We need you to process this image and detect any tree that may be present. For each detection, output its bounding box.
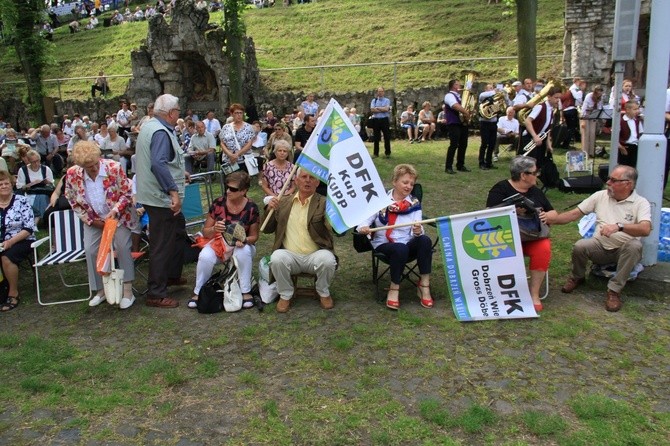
[0,0,49,123]
[222,0,246,104]
[503,0,537,80]
[516,0,537,80]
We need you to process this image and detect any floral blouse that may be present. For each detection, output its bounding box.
[219,122,255,165]
[208,196,259,234]
[1,195,36,242]
[64,159,135,229]
[263,161,294,195]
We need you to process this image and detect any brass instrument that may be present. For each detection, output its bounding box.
[522,131,548,155]
[504,83,516,102]
[459,72,477,125]
[518,79,562,123]
[479,91,507,120]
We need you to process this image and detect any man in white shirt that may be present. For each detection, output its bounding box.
[116,101,133,138]
[513,78,534,113]
[202,110,222,139]
[494,107,519,161]
[560,77,585,149]
[185,121,216,173]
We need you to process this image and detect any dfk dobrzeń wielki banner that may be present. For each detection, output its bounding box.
[437,206,539,321]
[296,98,392,233]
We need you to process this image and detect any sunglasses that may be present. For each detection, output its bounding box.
[525,169,540,176]
[607,177,630,183]
[226,185,241,192]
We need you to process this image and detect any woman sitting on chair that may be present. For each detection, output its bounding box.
[485,156,558,312]
[260,140,295,206]
[0,170,36,312]
[356,164,433,310]
[65,141,137,309]
[190,171,260,310]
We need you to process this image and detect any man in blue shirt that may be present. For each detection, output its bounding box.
[369,87,392,158]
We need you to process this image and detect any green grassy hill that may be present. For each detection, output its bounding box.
[0,0,565,100]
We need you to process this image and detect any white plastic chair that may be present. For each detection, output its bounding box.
[31,209,93,305]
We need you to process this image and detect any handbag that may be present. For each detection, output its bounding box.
[243,154,259,176]
[222,256,243,312]
[517,211,550,242]
[197,256,242,313]
[197,270,225,314]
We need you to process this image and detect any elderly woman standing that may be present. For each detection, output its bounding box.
[65,141,137,309]
[486,156,558,311]
[189,171,260,309]
[219,103,255,173]
[357,164,434,310]
[0,171,36,311]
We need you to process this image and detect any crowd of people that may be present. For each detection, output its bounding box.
[0,77,667,315]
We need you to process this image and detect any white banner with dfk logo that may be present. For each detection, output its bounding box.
[436,206,538,321]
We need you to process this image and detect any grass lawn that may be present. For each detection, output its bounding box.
[1,138,669,445]
[0,0,565,101]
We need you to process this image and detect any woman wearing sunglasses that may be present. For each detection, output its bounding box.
[189,171,260,309]
[486,156,558,312]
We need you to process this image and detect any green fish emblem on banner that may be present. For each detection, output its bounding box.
[317,112,353,159]
[462,216,516,260]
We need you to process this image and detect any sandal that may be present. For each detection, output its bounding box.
[417,284,433,309]
[242,293,254,309]
[1,295,20,312]
[386,286,400,310]
[187,296,198,309]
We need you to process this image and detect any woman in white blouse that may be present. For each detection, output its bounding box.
[356,164,433,310]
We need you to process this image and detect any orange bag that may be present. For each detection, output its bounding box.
[96,218,118,275]
[192,234,230,262]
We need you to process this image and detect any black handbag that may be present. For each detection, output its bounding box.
[517,212,550,242]
[197,270,225,314]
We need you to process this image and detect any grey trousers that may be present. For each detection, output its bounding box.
[83,223,135,292]
[270,249,337,300]
[571,237,642,293]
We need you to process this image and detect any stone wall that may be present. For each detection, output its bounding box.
[563,0,652,88]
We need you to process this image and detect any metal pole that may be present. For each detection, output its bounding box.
[637,0,670,265]
[320,67,324,92]
[609,62,624,170]
[393,62,397,93]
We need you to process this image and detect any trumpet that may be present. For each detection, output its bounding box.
[522,132,547,156]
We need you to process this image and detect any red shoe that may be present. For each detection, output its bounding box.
[417,284,433,309]
[534,303,543,312]
[386,286,400,310]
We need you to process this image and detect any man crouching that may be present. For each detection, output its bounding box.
[263,169,336,313]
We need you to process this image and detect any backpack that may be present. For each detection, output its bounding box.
[538,153,560,190]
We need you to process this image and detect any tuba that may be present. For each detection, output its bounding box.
[479,91,507,120]
[517,79,563,123]
[459,72,477,125]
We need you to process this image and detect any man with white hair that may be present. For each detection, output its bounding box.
[30,124,60,171]
[185,120,216,173]
[136,94,187,308]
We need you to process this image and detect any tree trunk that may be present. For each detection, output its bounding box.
[516,0,537,81]
[224,0,244,105]
[12,0,47,123]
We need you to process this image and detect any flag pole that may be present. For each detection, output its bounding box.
[259,161,300,232]
[367,218,439,232]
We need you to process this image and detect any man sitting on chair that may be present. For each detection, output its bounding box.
[263,168,337,313]
[185,121,216,173]
[549,165,651,312]
[494,106,520,161]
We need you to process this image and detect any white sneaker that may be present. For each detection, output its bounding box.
[89,294,106,307]
[493,155,499,162]
[119,295,136,310]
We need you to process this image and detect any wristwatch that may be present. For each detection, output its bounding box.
[617,223,624,232]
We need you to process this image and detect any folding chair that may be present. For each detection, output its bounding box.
[32,209,93,305]
[182,182,208,233]
[352,184,438,302]
[565,150,593,177]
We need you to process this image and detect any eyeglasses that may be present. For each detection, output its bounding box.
[170,108,181,114]
[233,111,244,115]
[607,177,630,183]
[226,185,241,192]
[524,170,540,176]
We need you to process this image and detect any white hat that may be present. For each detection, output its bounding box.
[512,81,522,87]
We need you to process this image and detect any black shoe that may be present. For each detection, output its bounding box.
[486,164,498,169]
[479,164,489,170]
[457,166,471,172]
[445,168,456,174]
[384,153,391,158]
